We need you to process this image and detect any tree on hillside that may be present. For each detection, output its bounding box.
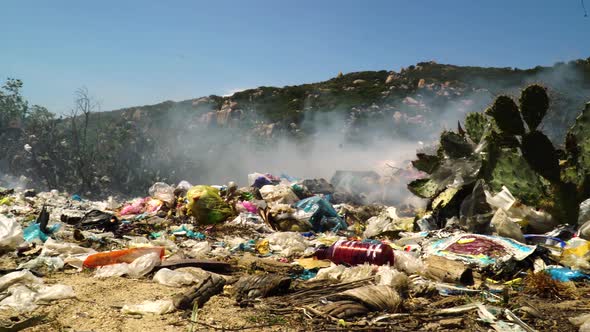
[0,78,28,130]
[68,87,100,192]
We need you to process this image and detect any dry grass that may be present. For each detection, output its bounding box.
[523,271,578,300]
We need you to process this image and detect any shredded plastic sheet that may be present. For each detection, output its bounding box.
[148,182,175,205]
[311,263,375,283]
[259,184,300,207]
[425,234,536,266]
[153,267,209,287]
[363,207,413,238]
[94,252,161,278]
[265,232,311,257]
[0,215,24,250]
[0,270,75,312]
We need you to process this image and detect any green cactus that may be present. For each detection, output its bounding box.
[412,153,440,174]
[440,131,473,158]
[409,85,589,226]
[568,103,590,172]
[485,96,526,135]
[407,178,439,199]
[464,112,487,143]
[487,148,546,206]
[519,84,549,131]
[521,130,560,182]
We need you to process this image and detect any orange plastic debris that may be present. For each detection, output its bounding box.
[83,247,165,268]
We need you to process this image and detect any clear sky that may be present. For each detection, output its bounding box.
[1,1,589,113]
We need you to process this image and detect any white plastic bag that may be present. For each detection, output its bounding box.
[0,270,75,312]
[94,252,161,278]
[41,238,96,257]
[259,184,299,207]
[265,232,310,257]
[149,182,175,204]
[122,299,175,315]
[18,256,65,271]
[186,241,211,258]
[0,215,24,250]
[312,264,375,283]
[153,268,195,287]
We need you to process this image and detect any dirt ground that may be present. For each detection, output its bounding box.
[1,269,587,332]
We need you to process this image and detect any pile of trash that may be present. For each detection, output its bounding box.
[2,86,590,331]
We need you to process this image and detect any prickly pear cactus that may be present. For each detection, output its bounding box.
[487,148,546,206]
[412,153,440,174]
[521,130,560,182]
[440,131,473,158]
[519,84,549,131]
[407,178,439,199]
[464,112,487,143]
[568,103,590,173]
[485,96,525,135]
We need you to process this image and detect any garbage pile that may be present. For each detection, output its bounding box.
[2,85,590,331]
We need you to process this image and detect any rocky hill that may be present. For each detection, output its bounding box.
[107,59,590,143]
[2,58,590,196]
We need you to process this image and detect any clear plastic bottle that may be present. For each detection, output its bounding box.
[314,240,394,266]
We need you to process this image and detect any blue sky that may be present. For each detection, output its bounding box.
[1,1,588,113]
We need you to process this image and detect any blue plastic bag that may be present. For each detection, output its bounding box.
[294,196,347,232]
[23,223,61,243]
[546,267,590,282]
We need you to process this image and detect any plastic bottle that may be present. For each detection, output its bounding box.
[314,240,394,266]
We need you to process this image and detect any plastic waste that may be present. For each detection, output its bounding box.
[490,208,525,242]
[120,197,148,215]
[62,209,120,231]
[94,252,161,278]
[579,198,590,225]
[560,238,590,270]
[229,213,273,233]
[121,299,175,315]
[578,219,590,241]
[393,250,424,275]
[153,267,209,287]
[485,186,516,211]
[183,240,212,258]
[375,265,409,290]
[314,240,394,266]
[425,233,536,267]
[0,215,24,250]
[460,180,493,233]
[265,232,310,257]
[415,214,437,232]
[0,270,75,312]
[171,224,206,239]
[545,266,590,282]
[18,256,65,271]
[236,201,258,214]
[311,264,375,283]
[83,247,164,268]
[148,182,175,205]
[248,172,280,188]
[23,222,61,243]
[186,185,233,225]
[363,207,413,238]
[41,238,97,257]
[294,196,347,232]
[259,184,300,207]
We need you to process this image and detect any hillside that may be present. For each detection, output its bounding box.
[107,59,590,143]
[2,58,590,196]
